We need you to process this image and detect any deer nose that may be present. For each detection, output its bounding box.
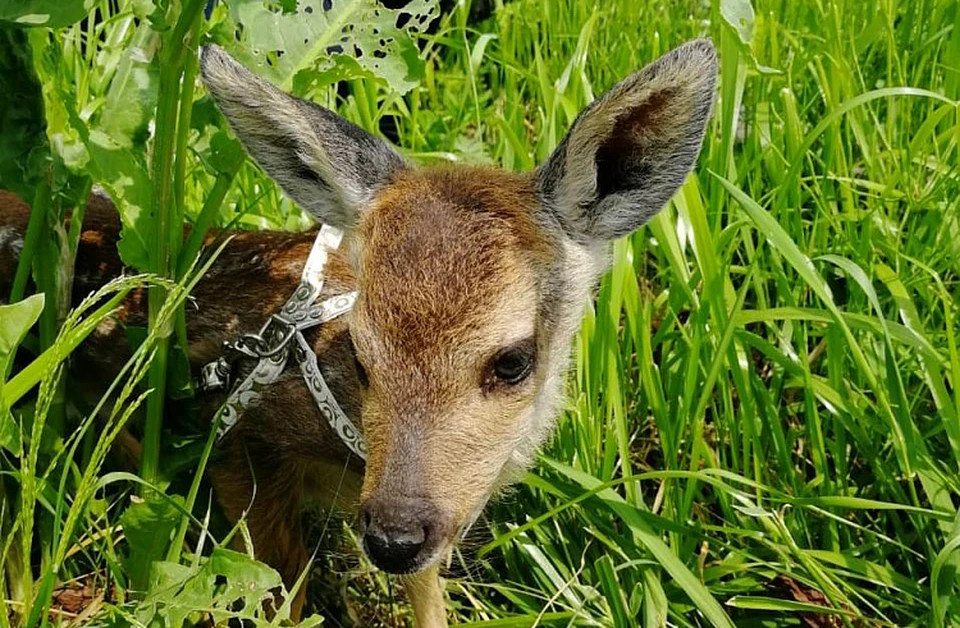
[361,496,439,574]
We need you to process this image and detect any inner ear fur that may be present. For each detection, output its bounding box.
[537,39,718,242]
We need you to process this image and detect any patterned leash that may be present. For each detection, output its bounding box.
[197,225,367,460]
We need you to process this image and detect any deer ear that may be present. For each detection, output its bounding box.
[199,45,405,229]
[537,39,717,242]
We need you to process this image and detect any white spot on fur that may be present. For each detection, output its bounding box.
[0,227,24,258]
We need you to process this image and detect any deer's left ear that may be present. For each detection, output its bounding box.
[537,39,717,242]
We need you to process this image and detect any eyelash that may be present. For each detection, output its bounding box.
[485,339,536,391]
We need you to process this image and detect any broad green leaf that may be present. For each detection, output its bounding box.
[216,0,439,93]
[718,0,754,46]
[138,547,323,626]
[207,129,246,175]
[187,548,283,609]
[0,294,44,363]
[85,130,153,270]
[121,496,182,590]
[98,23,161,150]
[0,294,44,455]
[27,30,154,270]
[0,0,93,28]
[0,29,46,199]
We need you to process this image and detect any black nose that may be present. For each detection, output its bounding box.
[363,531,425,573]
[361,497,438,574]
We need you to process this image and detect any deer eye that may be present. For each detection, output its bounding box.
[487,338,536,389]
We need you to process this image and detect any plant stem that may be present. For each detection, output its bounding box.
[31,176,70,445]
[177,160,242,279]
[171,38,200,395]
[139,0,207,489]
[167,408,220,562]
[3,179,49,388]
[8,184,46,307]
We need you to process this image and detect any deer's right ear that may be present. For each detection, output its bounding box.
[536,39,717,243]
[199,45,405,229]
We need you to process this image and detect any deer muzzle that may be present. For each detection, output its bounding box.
[360,494,453,574]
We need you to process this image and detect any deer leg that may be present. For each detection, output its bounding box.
[403,564,448,628]
[210,438,309,621]
[248,502,309,622]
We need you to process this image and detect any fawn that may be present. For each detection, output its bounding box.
[0,39,717,626]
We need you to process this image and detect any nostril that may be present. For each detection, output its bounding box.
[363,531,425,574]
[359,496,443,574]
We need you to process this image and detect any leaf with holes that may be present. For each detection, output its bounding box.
[0,0,93,28]
[135,547,323,626]
[215,0,438,94]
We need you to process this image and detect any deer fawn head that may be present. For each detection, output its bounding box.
[200,40,716,575]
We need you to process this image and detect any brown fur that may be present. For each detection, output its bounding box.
[354,168,555,544]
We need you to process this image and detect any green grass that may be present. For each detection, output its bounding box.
[2,0,960,626]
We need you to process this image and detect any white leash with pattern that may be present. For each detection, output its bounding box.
[198,225,367,460]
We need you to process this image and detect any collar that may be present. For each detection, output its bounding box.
[198,225,367,460]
